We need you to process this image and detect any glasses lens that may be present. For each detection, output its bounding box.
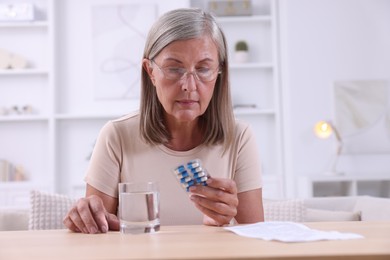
[153,60,220,82]
[165,67,185,81]
[196,69,212,82]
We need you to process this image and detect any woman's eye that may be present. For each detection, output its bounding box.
[167,67,184,74]
[197,67,211,74]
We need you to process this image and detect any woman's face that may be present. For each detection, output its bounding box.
[144,36,220,124]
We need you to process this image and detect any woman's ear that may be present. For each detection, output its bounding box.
[142,58,156,86]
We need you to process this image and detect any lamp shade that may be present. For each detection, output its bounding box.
[314,121,333,139]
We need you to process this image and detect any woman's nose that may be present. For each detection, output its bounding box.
[181,72,198,92]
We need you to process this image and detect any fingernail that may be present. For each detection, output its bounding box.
[101,225,108,233]
[90,226,97,234]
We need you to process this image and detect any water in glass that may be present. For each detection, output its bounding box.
[119,190,160,234]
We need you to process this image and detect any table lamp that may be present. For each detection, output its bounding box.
[314,120,344,175]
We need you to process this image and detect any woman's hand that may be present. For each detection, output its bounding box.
[189,177,239,226]
[63,194,119,234]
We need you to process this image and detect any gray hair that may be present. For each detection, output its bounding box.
[140,8,235,150]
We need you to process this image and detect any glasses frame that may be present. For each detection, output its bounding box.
[150,60,221,83]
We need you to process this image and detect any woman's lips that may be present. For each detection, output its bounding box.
[177,99,198,105]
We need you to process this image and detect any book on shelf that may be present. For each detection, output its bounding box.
[0,159,26,182]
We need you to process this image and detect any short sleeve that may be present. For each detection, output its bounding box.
[233,123,262,193]
[84,121,122,197]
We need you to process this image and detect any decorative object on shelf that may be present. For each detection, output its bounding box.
[0,105,35,116]
[208,0,252,16]
[0,48,11,69]
[9,53,28,69]
[314,120,344,176]
[0,107,8,116]
[13,165,26,181]
[0,3,35,22]
[9,105,22,115]
[234,40,249,63]
[0,48,28,70]
[22,105,34,114]
[0,159,11,181]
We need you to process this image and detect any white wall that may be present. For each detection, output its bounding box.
[56,0,189,115]
[279,0,390,196]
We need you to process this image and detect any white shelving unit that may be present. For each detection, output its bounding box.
[298,174,390,198]
[191,0,284,198]
[0,0,55,208]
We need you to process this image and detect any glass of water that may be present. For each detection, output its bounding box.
[118,182,160,234]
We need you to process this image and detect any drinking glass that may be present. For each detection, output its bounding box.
[118,182,160,234]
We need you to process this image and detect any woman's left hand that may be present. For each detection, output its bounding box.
[189,177,238,226]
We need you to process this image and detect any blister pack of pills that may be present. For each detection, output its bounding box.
[173,159,209,192]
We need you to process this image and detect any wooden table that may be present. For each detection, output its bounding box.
[1,221,389,259]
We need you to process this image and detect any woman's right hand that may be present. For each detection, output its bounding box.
[63,186,120,234]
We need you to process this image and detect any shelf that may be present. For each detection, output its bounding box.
[0,21,48,28]
[0,69,49,76]
[303,173,390,182]
[0,115,49,122]
[216,15,272,23]
[55,114,123,120]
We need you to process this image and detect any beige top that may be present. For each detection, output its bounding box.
[85,111,262,225]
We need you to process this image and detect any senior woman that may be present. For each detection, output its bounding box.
[63,8,264,234]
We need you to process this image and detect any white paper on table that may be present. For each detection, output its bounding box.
[224,222,364,243]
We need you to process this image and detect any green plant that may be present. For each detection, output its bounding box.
[235,40,248,51]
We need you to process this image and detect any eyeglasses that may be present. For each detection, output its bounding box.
[151,60,221,83]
